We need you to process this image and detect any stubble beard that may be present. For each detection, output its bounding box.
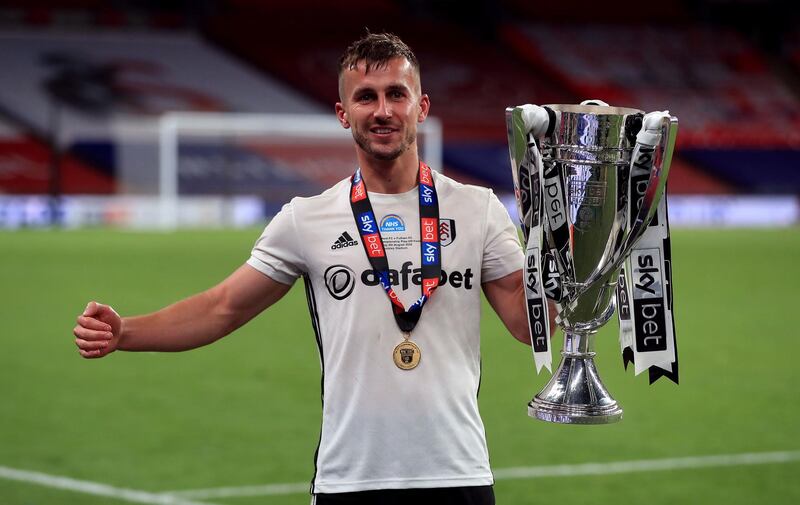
[353,126,416,161]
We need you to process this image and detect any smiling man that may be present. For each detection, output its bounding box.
[335,41,428,169]
[74,33,540,505]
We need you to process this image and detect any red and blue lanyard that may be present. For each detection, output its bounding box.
[349,162,441,333]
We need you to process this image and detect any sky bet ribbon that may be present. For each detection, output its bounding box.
[506,105,556,373]
[616,114,679,385]
[349,162,441,333]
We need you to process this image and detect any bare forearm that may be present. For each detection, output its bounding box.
[502,286,558,345]
[75,265,291,359]
[502,283,534,346]
[483,271,530,345]
[117,290,236,352]
[496,293,558,346]
[483,269,558,346]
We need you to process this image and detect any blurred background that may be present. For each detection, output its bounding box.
[1,1,799,505]
[0,0,798,228]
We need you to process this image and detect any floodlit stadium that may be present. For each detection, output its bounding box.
[0,1,798,504]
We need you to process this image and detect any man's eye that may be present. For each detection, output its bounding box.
[358,94,374,102]
[390,91,405,99]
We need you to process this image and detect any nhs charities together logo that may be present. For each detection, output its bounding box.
[380,214,405,232]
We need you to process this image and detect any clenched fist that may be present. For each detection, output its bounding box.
[73,301,122,359]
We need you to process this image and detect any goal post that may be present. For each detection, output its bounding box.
[156,112,443,230]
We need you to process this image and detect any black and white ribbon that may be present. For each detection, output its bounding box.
[511,105,556,373]
[616,112,679,384]
[523,134,551,373]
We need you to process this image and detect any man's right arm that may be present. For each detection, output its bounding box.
[73,264,292,359]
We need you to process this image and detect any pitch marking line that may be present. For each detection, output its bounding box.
[0,465,220,505]
[492,450,800,480]
[166,450,800,499]
[3,451,799,502]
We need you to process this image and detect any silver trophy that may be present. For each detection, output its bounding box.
[506,103,678,424]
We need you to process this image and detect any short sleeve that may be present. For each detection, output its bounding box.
[246,201,306,285]
[481,191,524,282]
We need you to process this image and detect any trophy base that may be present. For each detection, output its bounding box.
[527,351,623,425]
[528,398,622,424]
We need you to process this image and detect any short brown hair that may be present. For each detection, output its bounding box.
[338,32,419,77]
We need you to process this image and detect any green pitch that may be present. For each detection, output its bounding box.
[0,228,798,504]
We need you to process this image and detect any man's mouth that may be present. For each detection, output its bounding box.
[370,126,397,135]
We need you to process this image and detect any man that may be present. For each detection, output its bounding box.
[74,33,538,505]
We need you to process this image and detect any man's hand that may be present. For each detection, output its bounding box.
[74,301,122,359]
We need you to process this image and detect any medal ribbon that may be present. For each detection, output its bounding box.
[349,162,441,333]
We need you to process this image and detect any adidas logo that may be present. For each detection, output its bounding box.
[331,231,359,250]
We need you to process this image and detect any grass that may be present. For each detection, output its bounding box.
[0,228,798,504]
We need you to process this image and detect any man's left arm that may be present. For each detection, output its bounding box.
[482,269,557,345]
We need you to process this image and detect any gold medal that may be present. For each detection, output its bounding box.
[393,335,421,370]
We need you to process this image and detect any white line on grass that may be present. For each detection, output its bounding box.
[492,450,800,480]
[0,465,220,505]
[165,450,800,499]
[166,481,311,499]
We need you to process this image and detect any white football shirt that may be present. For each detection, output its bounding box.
[247,171,523,493]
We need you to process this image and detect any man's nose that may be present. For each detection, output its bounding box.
[374,95,392,119]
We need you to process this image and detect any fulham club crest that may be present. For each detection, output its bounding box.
[439,219,456,247]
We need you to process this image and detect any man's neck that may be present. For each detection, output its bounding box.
[357,150,420,194]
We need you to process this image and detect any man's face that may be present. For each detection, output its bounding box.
[336,57,430,162]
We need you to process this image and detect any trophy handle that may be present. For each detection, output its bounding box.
[632,115,679,240]
[505,105,557,241]
[505,107,530,242]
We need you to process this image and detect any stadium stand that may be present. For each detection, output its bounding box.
[0,0,189,29]
[0,0,798,226]
[500,22,800,193]
[204,1,573,188]
[0,118,114,194]
[502,24,800,149]
[499,0,690,23]
[205,0,577,141]
[0,29,324,199]
[204,1,800,194]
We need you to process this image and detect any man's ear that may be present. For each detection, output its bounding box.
[417,94,430,123]
[335,102,350,129]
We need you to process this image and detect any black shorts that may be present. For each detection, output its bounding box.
[313,485,495,505]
